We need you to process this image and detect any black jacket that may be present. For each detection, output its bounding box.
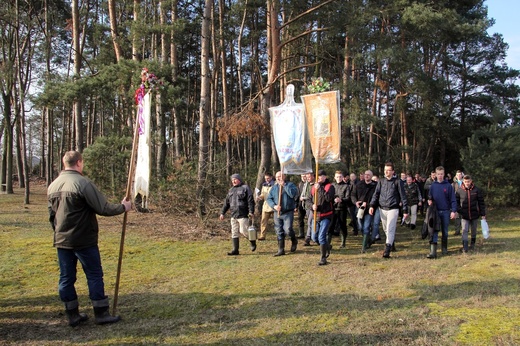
[332,180,350,210]
[351,180,377,206]
[221,183,255,219]
[311,179,335,218]
[370,177,408,213]
[423,201,441,242]
[404,182,422,206]
[456,183,486,220]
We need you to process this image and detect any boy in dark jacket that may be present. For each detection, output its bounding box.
[403,176,422,229]
[456,175,486,252]
[351,170,377,253]
[330,171,350,248]
[427,166,457,258]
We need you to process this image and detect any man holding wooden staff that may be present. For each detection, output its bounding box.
[267,171,299,256]
[48,151,131,327]
[311,169,335,265]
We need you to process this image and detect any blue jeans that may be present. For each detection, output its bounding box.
[57,246,107,303]
[371,208,381,240]
[432,210,451,243]
[311,217,331,245]
[274,211,296,240]
[360,212,374,236]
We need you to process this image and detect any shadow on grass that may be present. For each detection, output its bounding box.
[0,275,515,345]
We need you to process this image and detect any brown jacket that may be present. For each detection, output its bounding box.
[48,170,125,249]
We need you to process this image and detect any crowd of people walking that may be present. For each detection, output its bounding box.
[219,164,486,265]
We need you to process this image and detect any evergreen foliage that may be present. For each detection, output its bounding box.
[82,135,132,198]
[1,0,519,207]
[461,125,520,206]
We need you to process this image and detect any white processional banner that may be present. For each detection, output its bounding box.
[134,91,151,205]
[269,84,312,174]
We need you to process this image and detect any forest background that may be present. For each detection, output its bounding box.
[1,0,520,218]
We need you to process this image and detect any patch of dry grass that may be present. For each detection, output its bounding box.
[1,185,519,345]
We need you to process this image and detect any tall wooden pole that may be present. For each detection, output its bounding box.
[313,159,319,233]
[277,164,284,217]
[112,112,140,315]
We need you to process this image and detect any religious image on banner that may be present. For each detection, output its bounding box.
[301,90,341,164]
[133,89,151,207]
[269,84,312,174]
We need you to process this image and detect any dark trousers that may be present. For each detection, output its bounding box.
[330,209,348,236]
[57,245,107,303]
[347,205,359,233]
[297,203,306,236]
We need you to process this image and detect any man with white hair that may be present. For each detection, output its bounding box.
[267,171,299,256]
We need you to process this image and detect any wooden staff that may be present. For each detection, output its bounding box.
[112,110,140,315]
[277,165,284,217]
[313,159,319,233]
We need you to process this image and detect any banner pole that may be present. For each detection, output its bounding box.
[278,164,284,217]
[112,107,141,315]
[313,158,319,234]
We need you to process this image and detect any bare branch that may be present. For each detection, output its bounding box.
[280,0,338,30]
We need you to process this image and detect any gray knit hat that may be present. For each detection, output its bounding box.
[231,173,242,181]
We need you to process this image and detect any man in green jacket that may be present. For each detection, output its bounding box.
[48,151,132,327]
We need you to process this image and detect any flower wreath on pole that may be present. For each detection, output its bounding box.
[306,77,331,94]
[134,68,164,134]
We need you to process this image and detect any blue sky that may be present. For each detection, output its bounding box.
[486,0,520,70]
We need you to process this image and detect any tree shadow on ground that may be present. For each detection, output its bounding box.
[1,274,517,346]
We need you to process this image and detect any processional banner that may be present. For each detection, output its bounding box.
[300,90,341,164]
[269,84,312,174]
[134,90,151,205]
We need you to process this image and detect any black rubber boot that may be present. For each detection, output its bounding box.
[290,236,298,252]
[426,243,437,259]
[92,298,121,325]
[326,234,333,258]
[64,300,88,327]
[391,242,397,252]
[227,238,240,255]
[303,237,311,246]
[318,244,328,265]
[250,240,257,252]
[340,230,347,248]
[441,236,448,255]
[382,243,392,258]
[361,234,369,253]
[274,239,285,256]
[298,226,305,239]
[470,237,476,251]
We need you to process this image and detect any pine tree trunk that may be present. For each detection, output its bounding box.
[108,0,123,62]
[170,1,182,159]
[72,0,83,152]
[196,0,213,218]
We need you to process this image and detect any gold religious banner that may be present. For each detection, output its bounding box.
[301,90,341,164]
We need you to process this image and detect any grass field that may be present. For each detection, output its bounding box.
[1,185,519,345]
